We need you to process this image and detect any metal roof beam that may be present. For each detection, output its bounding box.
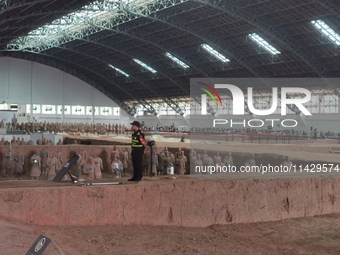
[47,44,159,115]
[195,0,340,98]
[76,38,185,114]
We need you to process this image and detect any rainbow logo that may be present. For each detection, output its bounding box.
[198,82,222,106]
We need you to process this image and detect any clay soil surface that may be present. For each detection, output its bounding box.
[1,136,340,254]
[1,214,340,255]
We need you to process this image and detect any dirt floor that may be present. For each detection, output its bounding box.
[1,135,340,254]
[1,173,340,255]
[1,214,340,255]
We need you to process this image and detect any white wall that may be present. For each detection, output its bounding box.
[0,57,121,124]
[0,57,119,107]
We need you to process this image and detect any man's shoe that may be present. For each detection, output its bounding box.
[128,178,141,182]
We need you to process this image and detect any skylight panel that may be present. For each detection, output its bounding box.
[133,59,157,73]
[17,1,120,44]
[311,20,340,46]
[201,44,230,63]
[108,64,129,77]
[248,33,281,55]
[165,52,190,69]
[7,0,154,51]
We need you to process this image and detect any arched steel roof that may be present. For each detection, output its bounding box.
[1,0,340,114]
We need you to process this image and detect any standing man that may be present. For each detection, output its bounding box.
[129,121,147,181]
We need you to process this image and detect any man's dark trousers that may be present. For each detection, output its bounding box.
[131,148,144,180]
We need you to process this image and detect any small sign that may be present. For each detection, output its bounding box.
[26,235,51,255]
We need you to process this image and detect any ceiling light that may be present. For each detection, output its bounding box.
[201,44,230,63]
[248,33,281,55]
[108,64,129,77]
[133,59,157,73]
[165,52,189,69]
[311,19,340,46]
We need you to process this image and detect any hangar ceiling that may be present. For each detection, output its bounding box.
[0,0,340,114]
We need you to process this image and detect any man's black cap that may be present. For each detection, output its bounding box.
[130,121,140,127]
